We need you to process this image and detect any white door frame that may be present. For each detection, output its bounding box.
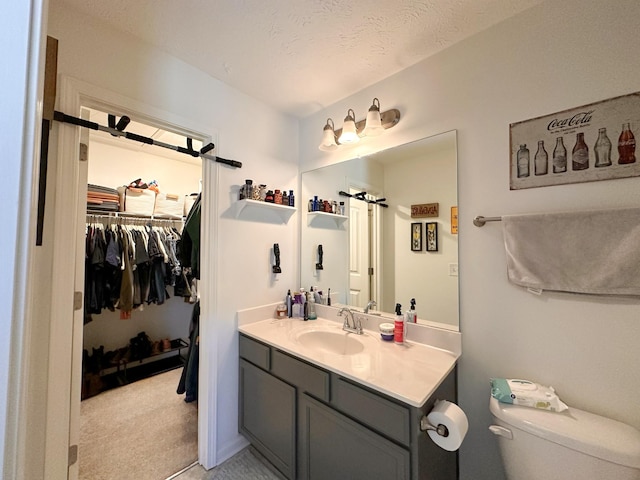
[46,76,218,477]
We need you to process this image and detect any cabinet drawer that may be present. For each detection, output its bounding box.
[271,350,330,401]
[239,334,270,370]
[332,377,411,446]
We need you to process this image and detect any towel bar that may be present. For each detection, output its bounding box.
[473,216,502,227]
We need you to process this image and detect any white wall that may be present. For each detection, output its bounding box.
[299,1,640,478]
[47,1,299,468]
[382,139,458,327]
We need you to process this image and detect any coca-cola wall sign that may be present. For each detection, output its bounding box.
[509,92,639,189]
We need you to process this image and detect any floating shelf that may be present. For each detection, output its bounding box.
[307,211,348,227]
[233,199,296,223]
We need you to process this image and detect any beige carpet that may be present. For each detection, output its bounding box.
[80,367,198,480]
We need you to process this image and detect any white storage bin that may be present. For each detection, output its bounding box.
[154,192,185,218]
[118,187,156,215]
[184,193,199,217]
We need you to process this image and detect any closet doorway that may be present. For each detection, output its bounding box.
[77,106,203,478]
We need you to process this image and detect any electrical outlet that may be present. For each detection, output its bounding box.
[449,263,458,276]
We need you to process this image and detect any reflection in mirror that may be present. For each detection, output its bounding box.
[300,131,458,331]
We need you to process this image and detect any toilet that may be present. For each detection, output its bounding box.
[489,396,640,480]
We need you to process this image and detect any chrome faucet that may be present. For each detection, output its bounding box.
[338,307,363,335]
[364,300,377,314]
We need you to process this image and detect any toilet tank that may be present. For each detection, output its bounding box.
[489,397,640,480]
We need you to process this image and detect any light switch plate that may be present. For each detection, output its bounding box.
[449,263,458,276]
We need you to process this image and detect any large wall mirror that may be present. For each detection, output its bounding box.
[300,130,459,331]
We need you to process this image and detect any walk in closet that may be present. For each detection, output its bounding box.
[78,108,202,479]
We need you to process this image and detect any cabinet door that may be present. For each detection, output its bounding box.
[239,359,295,479]
[299,394,410,480]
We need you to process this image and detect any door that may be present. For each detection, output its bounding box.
[348,187,370,309]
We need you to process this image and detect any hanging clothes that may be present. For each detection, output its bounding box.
[177,300,199,403]
[83,216,188,320]
[179,193,201,279]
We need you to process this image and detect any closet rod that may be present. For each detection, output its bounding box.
[86,212,184,224]
[53,110,242,169]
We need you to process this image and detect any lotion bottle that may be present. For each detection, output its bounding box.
[406,298,417,323]
[394,303,405,344]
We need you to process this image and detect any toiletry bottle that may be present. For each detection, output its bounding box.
[394,303,405,344]
[286,289,293,318]
[327,288,331,306]
[303,291,309,320]
[406,298,417,323]
[282,190,288,206]
[288,190,295,207]
[307,289,317,320]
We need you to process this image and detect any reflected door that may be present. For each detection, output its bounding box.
[349,188,370,308]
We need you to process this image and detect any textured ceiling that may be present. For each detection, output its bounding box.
[55,0,544,118]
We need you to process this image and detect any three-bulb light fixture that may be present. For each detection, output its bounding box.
[318,98,401,152]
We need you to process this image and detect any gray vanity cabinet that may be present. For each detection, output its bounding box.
[238,333,457,480]
[298,393,411,480]
[239,359,296,479]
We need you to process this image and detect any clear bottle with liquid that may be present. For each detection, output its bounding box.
[516,144,530,178]
[552,137,567,173]
[534,140,548,175]
[594,128,612,167]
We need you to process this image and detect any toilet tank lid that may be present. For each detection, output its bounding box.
[490,397,640,469]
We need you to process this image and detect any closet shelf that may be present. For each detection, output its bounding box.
[233,199,296,223]
[307,211,348,227]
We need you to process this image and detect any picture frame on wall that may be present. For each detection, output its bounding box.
[411,222,422,251]
[509,91,640,190]
[426,222,438,252]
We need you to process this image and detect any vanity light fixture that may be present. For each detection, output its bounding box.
[319,118,338,152]
[317,98,400,152]
[338,109,359,145]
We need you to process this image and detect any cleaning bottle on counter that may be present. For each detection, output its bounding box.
[286,289,293,318]
[394,303,405,344]
[406,298,417,324]
[327,288,331,306]
[303,291,309,321]
[308,289,317,320]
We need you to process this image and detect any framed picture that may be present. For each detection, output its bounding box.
[509,91,640,190]
[426,222,438,252]
[411,222,422,251]
[451,206,458,234]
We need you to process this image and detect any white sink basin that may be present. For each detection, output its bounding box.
[296,330,365,356]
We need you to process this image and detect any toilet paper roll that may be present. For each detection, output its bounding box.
[426,400,469,451]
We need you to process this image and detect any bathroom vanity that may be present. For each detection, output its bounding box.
[238,308,460,480]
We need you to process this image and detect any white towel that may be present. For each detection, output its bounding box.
[502,207,640,296]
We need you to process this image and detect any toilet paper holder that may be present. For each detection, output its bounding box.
[420,415,449,437]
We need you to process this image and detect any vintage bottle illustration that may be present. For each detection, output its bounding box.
[594,127,612,167]
[517,144,530,178]
[552,136,567,173]
[534,140,548,175]
[572,132,589,170]
[618,122,636,164]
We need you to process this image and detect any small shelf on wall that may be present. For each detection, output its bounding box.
[233,199,296,223]
[307,211,348,227]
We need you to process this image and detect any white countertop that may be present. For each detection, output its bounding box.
[238,306,460,408]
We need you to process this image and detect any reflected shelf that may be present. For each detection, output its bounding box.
[307,211,348,227]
